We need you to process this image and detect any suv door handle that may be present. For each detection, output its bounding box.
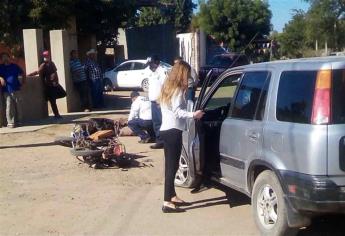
[247,131,259,140]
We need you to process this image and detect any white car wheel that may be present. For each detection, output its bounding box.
[141,79,149,92]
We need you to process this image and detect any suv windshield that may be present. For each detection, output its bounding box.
[332,69,345,124]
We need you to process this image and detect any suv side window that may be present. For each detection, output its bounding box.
[231,71,270,120]
[276,71,317,124]
[204,73,241,111]
[332,69,345,124]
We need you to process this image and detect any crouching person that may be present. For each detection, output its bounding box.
[128,91,155,143]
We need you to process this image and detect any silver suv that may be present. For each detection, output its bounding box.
[175,57,345,235]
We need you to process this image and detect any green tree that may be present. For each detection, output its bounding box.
[196,0,272,51]
[303,0,345,50]
[0,0,33,47]
[136,0,196,33]
[0,0,137,47]
[278,10,309,58]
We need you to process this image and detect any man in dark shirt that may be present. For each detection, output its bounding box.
[0,52,24,128]
[70,50,91,112]
[27,50,62,119]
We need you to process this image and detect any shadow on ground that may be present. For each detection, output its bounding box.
[11,92,132,129]
[182,182,345,235]
[0,141,57,149]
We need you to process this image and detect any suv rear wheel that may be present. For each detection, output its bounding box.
[252,170,297,236]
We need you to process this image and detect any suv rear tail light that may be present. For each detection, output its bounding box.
[311,70,331,124]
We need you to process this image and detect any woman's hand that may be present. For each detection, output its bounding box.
[193,110,205,120]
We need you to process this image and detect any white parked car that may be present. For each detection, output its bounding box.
[103,60,171,92]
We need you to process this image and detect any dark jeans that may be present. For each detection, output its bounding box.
[151,101,162,144]
[90,79,104,108]
[128,118,154,140]
[187,87,195,101]
[75,80,91,110]
[161,129,183,201]
[48,97,60,117]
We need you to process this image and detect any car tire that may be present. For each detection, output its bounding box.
[54,136,73,147]
[141,79,149,92]
[70,148,103,157]
[103,78,113,92]
[252,170,298,236]
[174,148,200,188]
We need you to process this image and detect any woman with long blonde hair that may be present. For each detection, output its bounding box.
[159,60,204,213]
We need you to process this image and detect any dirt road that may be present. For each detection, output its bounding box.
[1,92,345,236]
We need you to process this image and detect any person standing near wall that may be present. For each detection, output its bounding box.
[28,51,62,119]
[147,55,168,149]
[0,52,25,128]
[84,49,103,109]
[70,50,91,112]
[159,61,204,213]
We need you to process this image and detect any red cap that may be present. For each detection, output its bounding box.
[42,50,50,57]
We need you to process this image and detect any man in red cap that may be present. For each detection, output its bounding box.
[28,50,62,119]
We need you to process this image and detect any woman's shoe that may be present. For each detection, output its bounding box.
[162,205,186,213]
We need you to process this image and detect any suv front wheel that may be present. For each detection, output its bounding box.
[252,170,297,236]
[174,148,200,188]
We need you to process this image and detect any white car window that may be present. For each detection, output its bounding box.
[133,62,146,70]
[116,62,132,72]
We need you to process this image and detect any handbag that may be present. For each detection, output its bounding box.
[53,84,67,99]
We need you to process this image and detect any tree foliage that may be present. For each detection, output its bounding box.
[135,0,196,33]
[196,0,272,51]
[278,10,308,58]
[0,0,137,47]
[278,0,345,58]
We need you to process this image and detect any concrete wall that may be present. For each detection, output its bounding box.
[50,30,80,113]
[176,30,206,72]
[17,76,48,122]
[22,29,48,121]
[117,29,128,61]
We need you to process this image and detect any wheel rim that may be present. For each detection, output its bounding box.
[104,83,112,91]
[174,153,189,185]
[142,79,149,91]
[256,184,278,230]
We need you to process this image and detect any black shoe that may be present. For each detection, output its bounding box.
[190,184,208,194]
[150,143,164,149]
[162,205,186,213]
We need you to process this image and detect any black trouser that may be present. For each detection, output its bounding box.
[48,97,60,117]
[151,101,163,144]
[128,118,155,140]
[161,129,182,201]
[75,80,91,110]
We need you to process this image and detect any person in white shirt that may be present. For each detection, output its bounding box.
[159,61,204,213]
[127,91,155,143]
[147,55,168,149]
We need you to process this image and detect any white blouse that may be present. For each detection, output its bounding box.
[160,90,194,131]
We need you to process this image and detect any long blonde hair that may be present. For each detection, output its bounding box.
[159,61,191,106]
